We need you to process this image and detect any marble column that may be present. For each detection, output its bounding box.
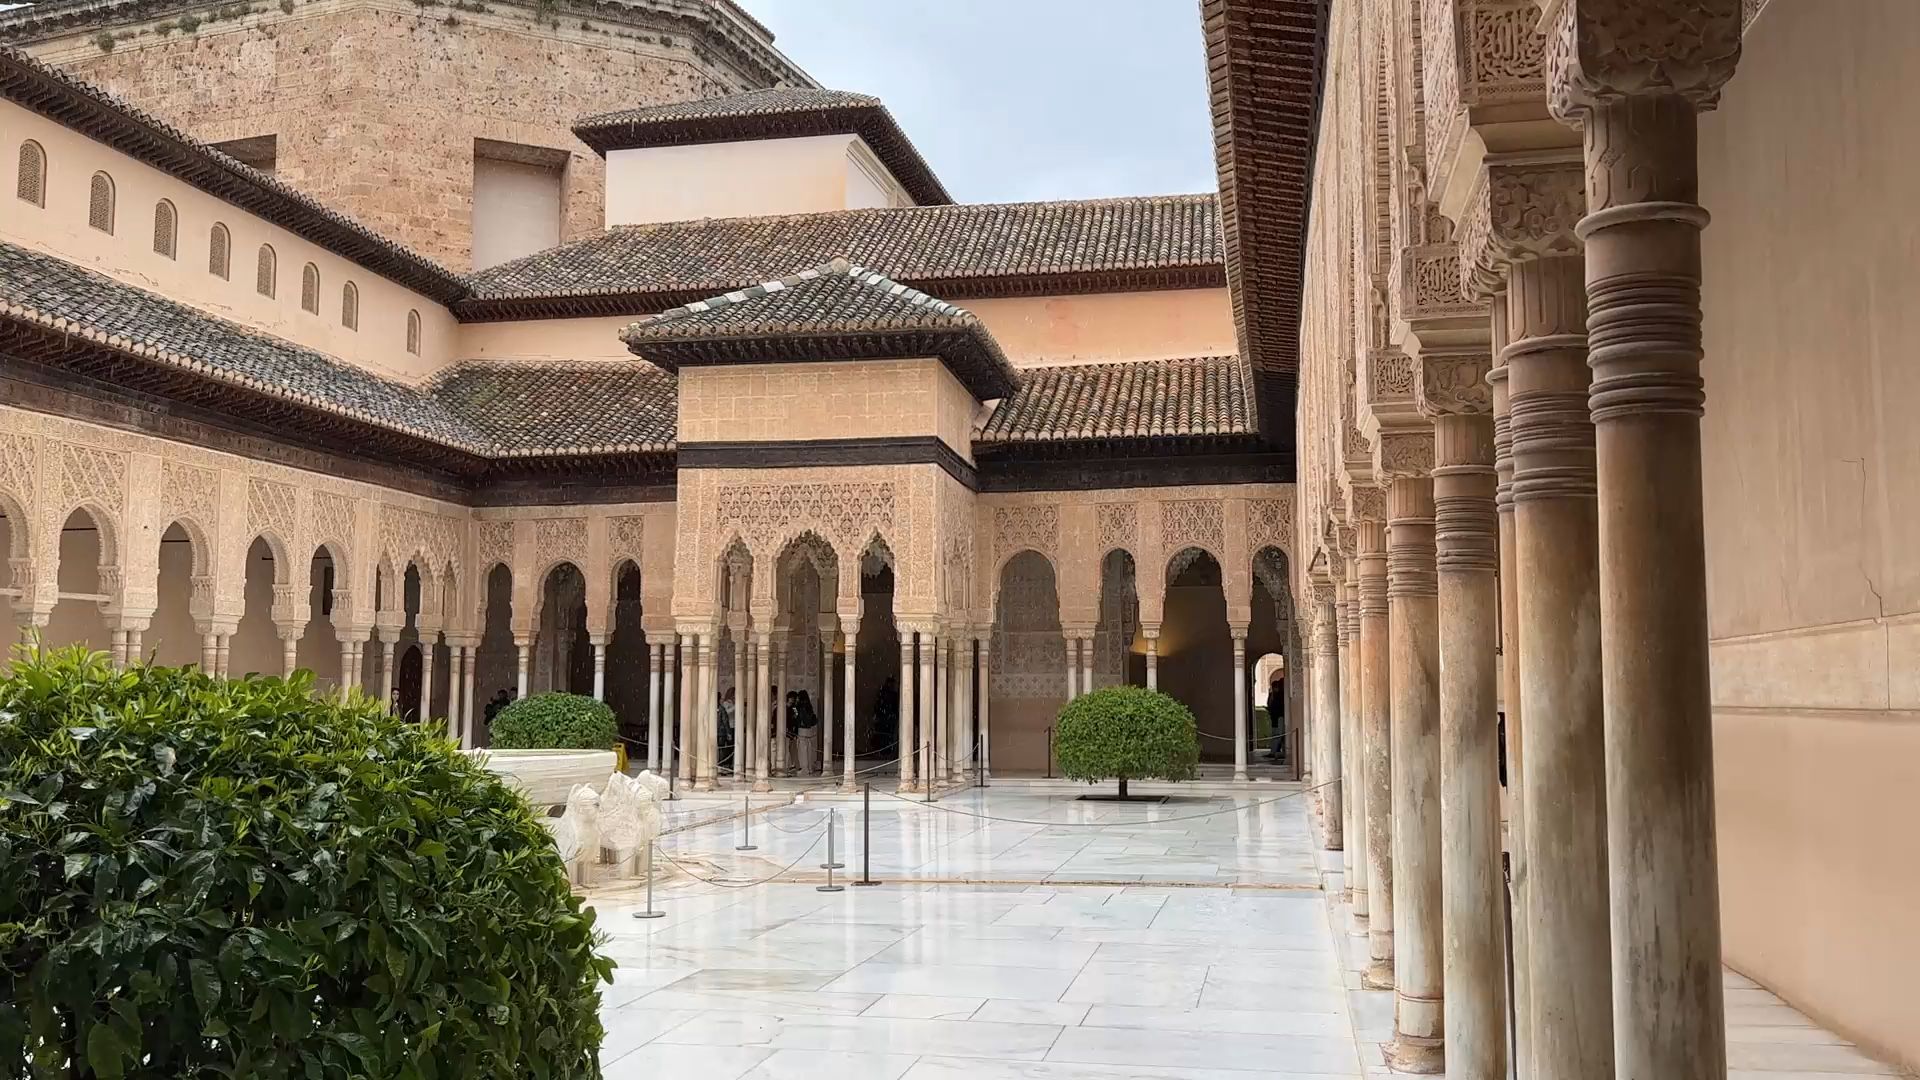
[1309,582,1342,850]
[1383,468,1442,1074]
[770,631,788,776]
[379,635,397,706]
[918,628,935,790]
[1433,397,1505,1080]
[661,637,678,782]
[1064,634,1078,700]
[820,628,836,778]
[1079,632,1094,696]
[733,631,750,783]
[696,632,718,790]
[930,631,945,782]
[459,643,477,746]
[675,633,694,785]
[841,618,859,787]
[590,634,607,701]
[418,633,436,720]
[199,629,218,674]
[1489,296,1531,1075]
[647,642,663,771]
[514,636,530,699]
[336,636,356,701]
[1355,511,1394,989]
[277,625,300,678]
[897,633,916,792]
[1554,17,1741,1073]
[1508,249,1613,1080]
[1230,627,1248,781]
[1143,628,1159,690]
[955,636,972,777]
[975,631,992,779]
[753,630,773,792]
[1339,567,1366,924]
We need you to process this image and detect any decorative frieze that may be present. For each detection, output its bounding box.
[1161,499,1225,558]
[247,477,298,545]
[993,505,1059,564]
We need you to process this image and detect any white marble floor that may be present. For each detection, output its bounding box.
[578,788,1904,1079]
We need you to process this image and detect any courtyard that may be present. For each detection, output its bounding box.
[577,788,1896,1079]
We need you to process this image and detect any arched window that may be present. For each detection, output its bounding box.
[300,263,320,314]
[152,200,177,258]
[208,223,230,279]
[88,171,115,233]
[341,281,359,331]
[256,244,276,298]
[405,309,421,356]
[15,140,45,208]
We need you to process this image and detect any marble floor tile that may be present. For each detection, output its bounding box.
[658,1012,1064,1060]
[872,935,1100,970]
[603,1043,773,1080]
[862,994,987,1020]
[1079,1003,1350,1038]
[1046,1024,1362,1075]
[823,961,1080,1002]
[1060,960,1208,1009]
[740,1049,921,1080]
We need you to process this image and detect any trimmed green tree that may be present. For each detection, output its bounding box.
[1052,685,1200,799]
[488,692,618,751]
[0,648,614,1079]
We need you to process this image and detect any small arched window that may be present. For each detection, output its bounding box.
[405,309,421,355]
[152,200,177,258]
[256,244,276,298]
[208,223,230,279]
[15,140,46,208]
[88,171,115,233]
[341,281,359,331]
[300,263,320,314]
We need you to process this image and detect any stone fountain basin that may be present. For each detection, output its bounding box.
[473,748,618,808]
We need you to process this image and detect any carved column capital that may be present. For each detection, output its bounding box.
[1543,0,1743,124]
[1374,428,1437,483]
[1418,350,1495,417]
[1458,155,1587,299]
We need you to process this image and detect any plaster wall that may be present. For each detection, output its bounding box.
[3,100,457,383]
[965,289,1238,368]
[472,155,563,271]
[18,0,775,267]
[606,134,901,226]
[1698,1,1920,1068]
[456,315,637,363]
[677,359,978,460]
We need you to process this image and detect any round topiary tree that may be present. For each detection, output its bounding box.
[1053,685,1200,799]
[489,692,618,751]
[0,648,614,1078]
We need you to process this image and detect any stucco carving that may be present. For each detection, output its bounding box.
[1095,503,1137,556]
[311,491,355,557]
[58,441,126,515]
[534,517,590,575]
[1246,498,1293,556]
[1545,0,1743,123]
[1376,430,1437,481]
[161,460,218,538]
[1161,500,1225,559]
[1369,350,1417,400]
[0,433,37,507]
[994,505,1058,564]
[477,521,514,570]
[381,505,459,571]
[715,481,897,559]
[1459,158,1587,296]
[608,515,645,569]
[247,477,298,545]
[1349,485,1388,524]
[1419,353,1495,415]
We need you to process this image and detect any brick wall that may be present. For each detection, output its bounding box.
[15,0,805,268]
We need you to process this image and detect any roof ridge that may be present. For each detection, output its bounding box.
[632,256,978,330]
[602,191,1221,235]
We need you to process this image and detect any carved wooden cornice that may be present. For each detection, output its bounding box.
[1456,154,1587,299]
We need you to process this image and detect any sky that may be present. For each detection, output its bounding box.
[741,0,1220,205]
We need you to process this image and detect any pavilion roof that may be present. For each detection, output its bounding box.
[430,360,677,456]
[979,355,1256,445]
[456,195,1226,319]
[573,87,952,206]
[0,46,468,304]
[620,258,1017,400]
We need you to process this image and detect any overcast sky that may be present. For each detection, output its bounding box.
[743,0,1220,205]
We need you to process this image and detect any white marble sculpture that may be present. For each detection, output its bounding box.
[550,782,602,885]
[598,770,669,874]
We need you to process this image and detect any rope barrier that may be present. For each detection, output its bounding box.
[653,825,830,890]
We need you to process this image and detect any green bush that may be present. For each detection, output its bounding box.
[1053,685,1200,798]
[488,692,618,751]
[0,648,614,1079]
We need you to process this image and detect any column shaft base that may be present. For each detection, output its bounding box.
[1386,1033,1445,1074]
[1362,957,1396,991]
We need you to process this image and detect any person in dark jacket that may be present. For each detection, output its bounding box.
[1265,676,1286,762]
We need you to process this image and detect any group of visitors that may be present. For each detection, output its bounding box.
[716,683,825,776]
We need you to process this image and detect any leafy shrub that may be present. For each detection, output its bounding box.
[489,692,618,751]
[0,648,613,1079]
[1053,685,1200,797]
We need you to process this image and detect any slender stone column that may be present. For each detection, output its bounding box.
[647,643,663,771]
[697,632,718,790]
[769,631,787,776]
[1552,18,1742,1072]
[975,631,992,779]
[1382,468,1442,1075]
[460,644,478,746]
[918,629,936,790]
[897,634,916,792]
[1143,628,1159,690]
[664,636,682,781]
[1230,627,1248,781]
[277,625,300,678]
[675,633,694,784]
[1339,568,1366,922]
[753,631,773,792]
[820,628,836,778]
[841,618,859,787]
[1079,631,1094,696]
[514,636,530,698]
[1063,634,1077,700]
[1355,512,1394,989]
[1489,296,1532,1075]
[930,631,945,781]
[1507,249,1613,1080]
[590,634,606,701]
[1433,400,1505,1080]
[418,634,437,720]
[956,636,973,776]
[378,636,397,705]
[108,627,128,669]
[1309,581,1341,850]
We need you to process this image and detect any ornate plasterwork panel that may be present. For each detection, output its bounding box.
[991,548,1065,700]
[533,517,590,575]
[608,516,645,569]
[160,460,217,536]
[1419,353,1495,415]
[1376,429,1437,481]
[311,492,355,557]
[1095,503,1137,556]
[477,521,514,570]
[993,505,1058,565]
[1161,499,1225,559]
[1246,498,1294,556]
[1458,159,1586,298]
[714,481,897,557]
[246,477,298,546]
[380,505,461,573]
[58,442,126,516]
[1544,0,1743,123]
[0,433,36,506]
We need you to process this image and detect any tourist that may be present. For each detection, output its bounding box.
[791,689,820,775]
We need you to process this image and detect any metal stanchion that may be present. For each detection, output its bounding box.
[1045,726,1055,778]
[817,809,845,893]
[735,795,757,851]
[820,806,845,870]
[632,839,664,920]
[853,782,880,887]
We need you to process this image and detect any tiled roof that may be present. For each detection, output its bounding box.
[431,361,677,456]
[0,46,468,303]
[458,195,1226,317]
[621,258,1016,398]
[573,87,950,205]
[0,240,486,450]
[979,356,1255,444]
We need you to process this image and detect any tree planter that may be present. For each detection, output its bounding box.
[475,748,618,808]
